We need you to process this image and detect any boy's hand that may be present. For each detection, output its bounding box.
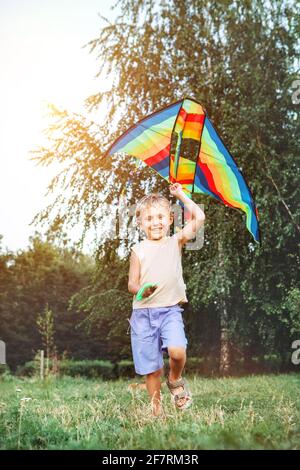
[169,183,185,198]
[142,285,158,298]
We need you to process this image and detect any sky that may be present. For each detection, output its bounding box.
[0,0,117,253]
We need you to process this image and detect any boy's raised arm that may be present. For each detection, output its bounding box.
[170,183,205,247]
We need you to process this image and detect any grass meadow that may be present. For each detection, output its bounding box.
[0,373,299,450]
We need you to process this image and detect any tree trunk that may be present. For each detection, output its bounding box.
[219,300,231,376]
[218,237,231,376]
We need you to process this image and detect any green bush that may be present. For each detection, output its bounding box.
[117,360,136,378]
[184,357,205,374]
[16,359,117,379]
[263,354,283,373]
[59,360,117,379]
[0,364,10,375]
[15,361,36,377]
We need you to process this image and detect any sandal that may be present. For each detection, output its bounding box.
[166,377,192,410]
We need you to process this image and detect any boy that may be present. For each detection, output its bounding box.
[128,183,205,416]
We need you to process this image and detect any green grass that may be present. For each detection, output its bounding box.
[0,373,299,450]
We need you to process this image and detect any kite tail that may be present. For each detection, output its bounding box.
[244,204,260,243]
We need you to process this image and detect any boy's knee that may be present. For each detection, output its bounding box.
[168,346,186,361]
[147,368,163,379]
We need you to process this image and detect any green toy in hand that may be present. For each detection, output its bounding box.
[136,283,158,300]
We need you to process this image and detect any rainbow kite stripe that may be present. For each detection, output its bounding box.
[107,98,260,243]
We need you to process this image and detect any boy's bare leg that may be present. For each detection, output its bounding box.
[168,346,186,381]
[146,368,163,416]
[168,346,189,407]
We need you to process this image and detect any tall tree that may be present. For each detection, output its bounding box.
[0,235,98,369]
[31,0,300,372]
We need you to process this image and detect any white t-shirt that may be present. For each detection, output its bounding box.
[131,234,188,309]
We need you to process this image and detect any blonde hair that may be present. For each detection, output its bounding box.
[135,193,172,222]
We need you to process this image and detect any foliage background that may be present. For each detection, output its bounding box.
[0,0,299,374]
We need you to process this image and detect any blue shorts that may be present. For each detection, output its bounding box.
[129,304,188,375]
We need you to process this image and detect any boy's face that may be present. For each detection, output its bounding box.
[139,203,173,240]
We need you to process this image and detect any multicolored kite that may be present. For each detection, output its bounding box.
[106,98,260,243]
